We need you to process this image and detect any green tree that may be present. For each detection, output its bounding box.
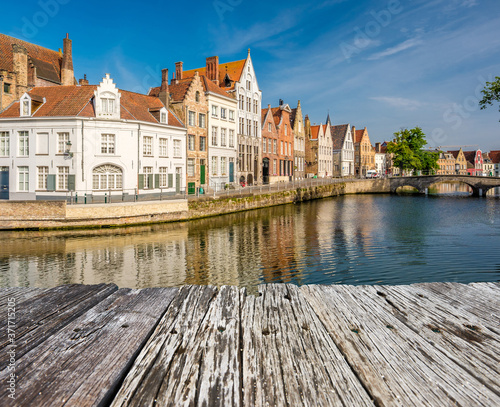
[386,127,438,175]
[479,76,500,119]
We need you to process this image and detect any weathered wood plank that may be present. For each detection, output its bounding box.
[301,284,500,406]
[0,287,178,406]
[0,287,47,307]
[111,285,225,407]
[242,284,374,407]
[361,284,500,396]
[0,284,117,360]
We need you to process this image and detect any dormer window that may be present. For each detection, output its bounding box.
[161,111,167,123]
[101,96,115,114]
[22,100,30,116]
[20,93,32,117]
[94,74,121,119]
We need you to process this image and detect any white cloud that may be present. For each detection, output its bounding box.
[371,97,422,111]
[367,38,423,60]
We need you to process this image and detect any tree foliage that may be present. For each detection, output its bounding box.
[479,76,500,119]
[386,127,438,174]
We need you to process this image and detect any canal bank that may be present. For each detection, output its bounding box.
[0,179,390,230]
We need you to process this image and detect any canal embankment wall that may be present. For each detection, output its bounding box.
[0,179,390,230]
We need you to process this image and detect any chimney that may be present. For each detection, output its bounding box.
[375,142,381,153]
[12,44,28,96]
[79,74,89,86]
[159,68,169,107]
[206,56,219,84]
[61,33,74,86]
[175,61,183,80]
[279,99,283,106]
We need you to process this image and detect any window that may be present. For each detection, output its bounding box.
[159,138,168,156]
[212,156,218,176]
[268,139,271,154]
[161,112,167,123]
[273,160,277,175]
[18,166,29,191]
[57,132,69,154]
[101,97,115,114]
[22,100,30,116]
[159,167,168,187]
[188,134,195,151]
[273,140,277,154]
[212,126,218,146]
[285,124,288,136]
[187,158,195,177]
[263,138,267,153]
[254,100,258,114]
[188,111,196,126]
[195,91,200,102]
[246,80,251,90]
[92,165,123,190]
[3,83,11,94]
[37,166,49,190]
[18,131,29,156]
[212,105,218,117]
[199,113,206,128]
[143,166,152,189]
[143,136,152,156]
[268,122,272,132]
[0,132,9,156]
[239,118,244,135]
[229,110,234,121]
[57,166,69,190]
[281,141,284,155]
[247,119,251,136]
[220,128,227,146]
[246,97,251,112]
[254,121,258,137]
[173,140,181,157]
[239,95,244,110]
[101,134,115,154]
[229,130,234,148]
[221,108,227,119]
[200,136,206,152]
[221,157,226,175]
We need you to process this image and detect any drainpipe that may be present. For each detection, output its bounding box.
[81,119,85,182]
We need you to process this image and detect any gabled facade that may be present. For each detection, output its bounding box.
[448,149,468,175]
[304,115,318,177]
[0,74,186,200]
[272,100,294,180]
[353,126,375,177]
[261,105,279,184]
[180,51,262,185]
[482,152,494,176]
[463,150,483,176]
[488,150,500,177]
[291,101,305,180]
[309,122,332,178]
[331,123,354,177]
[0,33,76,112]
[436,152,456,175]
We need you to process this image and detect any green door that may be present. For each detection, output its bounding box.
[200,165,206,185]
[229,162,234,183]
[188,182,196,195]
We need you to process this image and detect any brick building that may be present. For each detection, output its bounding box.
[0,33,76,112]
[261,105,279,183]
[353,126,375,177]
[304,115,318,177]
[271,100,294,180]
[291,100,305,180]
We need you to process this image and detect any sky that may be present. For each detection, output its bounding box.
[3,0,500,150]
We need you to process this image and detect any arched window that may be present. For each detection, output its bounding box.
[92,164,123,190]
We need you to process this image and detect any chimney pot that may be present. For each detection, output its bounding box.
[175,62,183,80]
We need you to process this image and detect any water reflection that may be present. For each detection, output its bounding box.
[0,192,499,289]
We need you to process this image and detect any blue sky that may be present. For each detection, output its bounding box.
[3,0,500,149]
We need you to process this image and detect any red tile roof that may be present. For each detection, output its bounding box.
[463,150,479,164]
[488,150,500,164]
[355,129,364,143]
[201,75,233,99]
[182,59,247,90]
[0,33,63,83]
[0,85,183,127]
[447,150,460,159]
[310,125,320,140]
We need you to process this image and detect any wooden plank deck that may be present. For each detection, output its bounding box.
[1,282,499,406]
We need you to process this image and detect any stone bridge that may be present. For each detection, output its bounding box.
[389,175,500,196]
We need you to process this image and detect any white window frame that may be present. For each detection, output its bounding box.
[220,128,226,147]
[101,134,115,154]
[0,132,9,156]
[212,126,218,146]
[187,158,195,177]
[173,140,181,157]
[188,134,195,151]
[143,136,153,156]
[37,166,48,190]
[229,130,234,148]
[57,166,69,190]
[211,105,218,117]
[18,166,29,191]
[199,113,206,128]
[159,138,168,156]
[18,131,29,157]
[188,111,196,126]
[212,156,218,176]
[159,167,168,187]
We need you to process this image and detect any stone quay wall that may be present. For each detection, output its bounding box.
[0,179,390,230]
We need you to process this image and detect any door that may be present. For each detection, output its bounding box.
[229,161,234,183]
[0,169,8,199]
[262,158,269,184]
[200,164,206,185]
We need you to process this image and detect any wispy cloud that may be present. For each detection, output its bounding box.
[371,97,422,111]
[367,38,423,60]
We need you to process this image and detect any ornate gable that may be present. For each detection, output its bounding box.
[94,74,121,119]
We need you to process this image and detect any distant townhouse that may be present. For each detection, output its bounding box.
[489,150,500,177]
[374,143,387,176]
[437,152,456,175]
[309,120,332,178]
[353,126,375,177]
[448,149,468,175]
[331,123,354,177]
[291,101,305,180]
[380,141,400,176]
[0,74,186,200]
[261,105,279,184]
[0,33,76,112]
[462,150,483,176]
[271,100,294,180]
[304,115,318,177]
[482,152,494,176]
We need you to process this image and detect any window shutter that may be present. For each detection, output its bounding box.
[154,174,160,188]
[68,174,75,191]
[168,174,173,188]
[148,174,154,189]
[138,174,144,189]
[47,174,56,191]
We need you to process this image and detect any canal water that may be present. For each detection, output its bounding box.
[1,189,499,291]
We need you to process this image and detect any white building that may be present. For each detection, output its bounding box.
[0,74,186,201]
[202,76,238,190]
[331,123,355,177]
[375,152,386,176]
[310,123,333,178]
